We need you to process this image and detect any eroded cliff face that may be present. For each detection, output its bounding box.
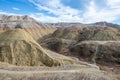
[0,17,118,79]
[40,27,120,65]
[39,26,120,78]
[0,15,56,40]
[39,27,82,55]
[70,41,120,64]
[0,29,79,66]
[78,27,120,41]
[52,27,82,40]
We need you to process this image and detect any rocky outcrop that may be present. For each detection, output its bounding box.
[52,28,82,40]
[0,29,78,66]
[40,27,120,66]
[91,21,120,28]
[39,27,81,55]
[40,38,63,52]
[49,26,120,42]
[0,15,56,40]
[47,22,84,28]
[78,27,120,41]
[70,41,120,65]
[40,38,76,55]
[49,22,120,28]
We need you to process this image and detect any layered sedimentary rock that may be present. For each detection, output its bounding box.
[70,41,120,65]
[78,27,120,41]
[40,27,120,65]
[52,27,82,40]
[0,29,78,66]
[0,15,56,40]
[40,38,76,55]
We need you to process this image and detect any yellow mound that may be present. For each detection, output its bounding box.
[0,29,78,66]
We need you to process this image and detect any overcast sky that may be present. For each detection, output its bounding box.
[0,0,120,24]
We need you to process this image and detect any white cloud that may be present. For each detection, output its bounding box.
[13,7,20,10]
[107,0,120,8]
[28,0,83,22]
[29,13,58,22]
[82,0,120,23]
[0,11,21,15]
[1,0,120,23]
[28,0,120,23]
[30,13,82,23]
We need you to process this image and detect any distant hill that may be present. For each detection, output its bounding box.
[89,21,120,28]
[40,23,120,67]
[0,15,56,40]
[46,21,120,28]
[46,22,84,28]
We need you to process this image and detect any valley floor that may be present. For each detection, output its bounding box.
[0,64,117,80]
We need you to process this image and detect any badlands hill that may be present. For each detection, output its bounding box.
[0,29,80,66]
[40,24,120,65]
[40,24,120,79]
[0,29,116,80]
[52,28,81,40]
[46,22,120,41]
[0,15,118,79]
[91,21,120,28]
[78,27,120,41]
[48,22,120,28]
[0,15,56,40]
